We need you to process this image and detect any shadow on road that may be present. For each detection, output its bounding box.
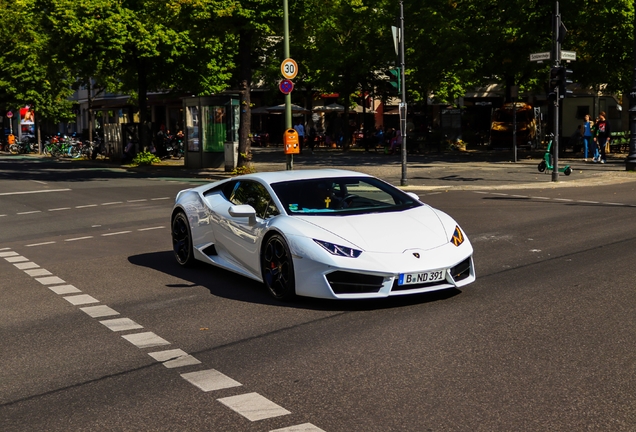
[128,250,462,312]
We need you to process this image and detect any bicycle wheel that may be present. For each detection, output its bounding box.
[69,145,80,159]
[9,144,19,154]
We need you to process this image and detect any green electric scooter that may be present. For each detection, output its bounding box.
[537,133,572,176]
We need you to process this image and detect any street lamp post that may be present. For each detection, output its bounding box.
[283,0,293,170]
[626,0,636,171]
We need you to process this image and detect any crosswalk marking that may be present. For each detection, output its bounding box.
[181,369,242,392]
[218,392,291,421]
[122,332,170,349]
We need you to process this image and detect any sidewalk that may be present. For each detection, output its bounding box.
[205,147,636,191]
[4,147,636,191]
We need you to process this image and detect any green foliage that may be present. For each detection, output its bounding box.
[131,150,161,166]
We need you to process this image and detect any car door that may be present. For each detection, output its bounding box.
[211,180,280,276]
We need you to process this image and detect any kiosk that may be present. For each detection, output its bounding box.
[183,95,240,170]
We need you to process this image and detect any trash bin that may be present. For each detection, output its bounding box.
[284,129,300,154]
[224,141,238,172]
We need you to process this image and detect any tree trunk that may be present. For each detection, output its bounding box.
[137,57,148,154]
[238,30,253,168]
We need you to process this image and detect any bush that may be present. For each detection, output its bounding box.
[132,151,161,166]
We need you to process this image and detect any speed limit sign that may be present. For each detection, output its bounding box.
[281,58,298,79]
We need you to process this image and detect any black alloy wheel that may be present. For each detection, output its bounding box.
[261,234,296,300]
[172,211,195,266]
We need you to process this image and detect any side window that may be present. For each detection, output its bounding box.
[230,181,280,219]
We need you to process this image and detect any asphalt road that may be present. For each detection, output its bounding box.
[2,156,636,431]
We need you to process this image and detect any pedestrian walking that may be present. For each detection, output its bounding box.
[583,114,596,162]
[594,112,610,164]
[293,120,305,152]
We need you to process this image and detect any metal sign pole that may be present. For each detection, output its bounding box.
[283,0,293,170]
[399,0,407,186]
[552,1,561,182]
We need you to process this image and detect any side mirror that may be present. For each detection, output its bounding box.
[406,192,420,201]
[229,204,257,225]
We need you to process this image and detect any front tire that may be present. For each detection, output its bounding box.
[538,160,546,172]
[261,234,296,300]
[172,211,196,266]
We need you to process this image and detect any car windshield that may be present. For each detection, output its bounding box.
[270,176,421,216]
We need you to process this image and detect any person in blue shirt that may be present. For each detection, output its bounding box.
[582,114,596,162]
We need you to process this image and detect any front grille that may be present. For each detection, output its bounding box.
[326,271,384,294]
[451,257,471,282]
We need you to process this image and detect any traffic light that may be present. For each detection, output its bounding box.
[389,67,401,91]
[559,67,573,98]
[548,67,561,100]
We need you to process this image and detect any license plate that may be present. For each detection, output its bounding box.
[398,269,446,286]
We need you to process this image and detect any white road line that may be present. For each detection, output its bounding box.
[577,200,599,204]
[0,215,6,217]
[63,294,100,306]
[553,198,573,202]
[101,231,131,237]
[101,201,123,206]
[5,256,29,263]
[24,268,52,277]
[491,193,509,196]
[17,210,42,215]
[14,262,40,269]
[127,199,148,203]
[473,191,489,194]
[49,207,71,211]
[511,195,527,198]
[603,202,625,206]
[49,285,82,295]
[26,241,56,247]
[151,197,170,201]
[0,188,71,196]
[35,276,66,285]
[148,349,202,368]
[138,226,165,231]
[80,305,119,318]
[31,180,47,185]
[0,251,19,257]
[180,369,242,392]
[217,392,291,421]
[65,236,94,242]
[531,196,550,200]
[271,424,326,432]
[76,204,98,209]
[99,318,144,332]
[122,332,171,349]
[0,247,10,251]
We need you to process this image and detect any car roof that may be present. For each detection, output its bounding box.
[238,169,373,184]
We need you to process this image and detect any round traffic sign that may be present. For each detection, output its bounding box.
[281,58,298,79]
[279,79,294,95]
[6,111,13,118]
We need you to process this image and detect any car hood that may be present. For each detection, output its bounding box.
[295,206,449,253]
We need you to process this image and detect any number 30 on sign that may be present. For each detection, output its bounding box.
[281,58,298,79]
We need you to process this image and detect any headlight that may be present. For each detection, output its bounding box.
[314,239,362,258]
[451,226,464,247]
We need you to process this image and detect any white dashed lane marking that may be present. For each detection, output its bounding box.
[26,241,56,247]
[2,249,322,431]
[100,318,144,332]
[63,294,99,306]
[0,188,71,196]
[122,332,171,349]
[80,305,120,318]
[65,236,94,242]
[17,210,42,215]
[76,204,98,209]
[218,392,291,421]
[49,285,82,295]
[101,201,123,206]
[137,226,165,231]
[101,231,131,237]
[180,369,242,392]
[149,349,202,369]
[271,424,326,432]
[127,199,148,203]
[49,207,72,211]
[475,191,634,207]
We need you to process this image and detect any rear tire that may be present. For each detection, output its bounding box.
[564,166,572,176]
[261,234,296,300]
[172,211,196,267]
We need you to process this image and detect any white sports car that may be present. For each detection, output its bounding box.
[171,169,475,300]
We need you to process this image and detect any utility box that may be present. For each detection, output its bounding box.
[283,129,300,154]
[224,141,238,171]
